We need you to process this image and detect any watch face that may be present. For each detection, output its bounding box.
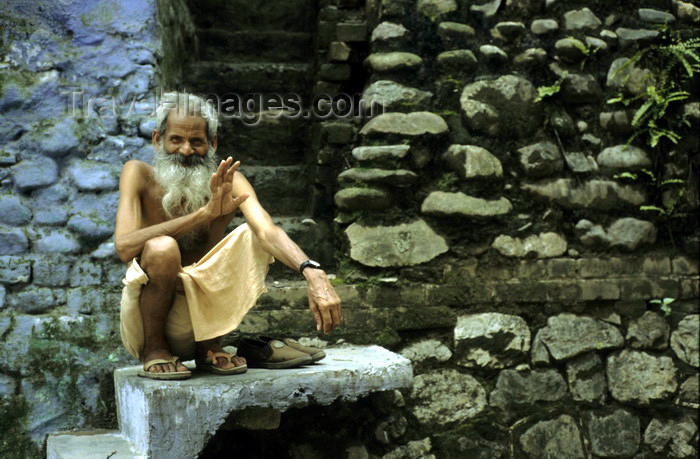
[309,260,321,268]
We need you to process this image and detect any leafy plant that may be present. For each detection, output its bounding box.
[650,297,675,317]
[534,71,568,102]
[607,29,700,147]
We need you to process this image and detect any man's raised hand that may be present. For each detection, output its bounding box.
[205,156,249,219]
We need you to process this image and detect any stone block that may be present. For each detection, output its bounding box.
[577,280,619,300]
[520,415,585,458]
[399,339,452,364]
[11,158,59,191]
[577,257,625,278]
[0,255,31,283]
[492,232,567,259]
[115,345,412,458]
[563,7,602,30]
[328,41,352,61]
[0,195,32,226]
[7,287,56,313]
[67,160,119,191]
[365,52,422,73]
[33,255,72,287]
[410,369,486,425]
[334,187,392,211]
[336,22,367,42]
[454,313,530,368]
[0,226,28,255]
[619,278,679,300]
[517,260,548,279]
[672,256,699,275]
[422,192,512,218]
[546,258,577,278]
[607,350,677,404]
[626,311,670,350]
[670,314,699,367]
[47,431,140,459]
[644,415,698,458]
[584,409,640,457]
[680,278,699,299]
[538,313,623,360]
[489,369,567,417]
[33,229,81,254]
[362,81,432,112]
[566,352,606,404]
[67,288,104,315]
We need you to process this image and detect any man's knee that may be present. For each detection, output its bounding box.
[141,236,181,280]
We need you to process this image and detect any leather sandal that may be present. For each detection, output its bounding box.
[257,335,326,362]
[237,337,313,369]
[138,356,192,380]
[196,350,248,375]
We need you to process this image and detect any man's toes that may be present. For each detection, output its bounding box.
[233,356,246,366]
[176,362,188,372]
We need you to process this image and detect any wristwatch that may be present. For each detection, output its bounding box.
[299,259,322,275]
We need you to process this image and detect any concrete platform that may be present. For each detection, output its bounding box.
[113,345,412,458]
[47,430,143,459]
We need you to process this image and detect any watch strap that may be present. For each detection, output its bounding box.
[299,259,321,275]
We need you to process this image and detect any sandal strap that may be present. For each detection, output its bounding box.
[143,356,181,371]
[206,350,238,364]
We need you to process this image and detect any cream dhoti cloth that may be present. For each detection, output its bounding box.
[120,223,274,361]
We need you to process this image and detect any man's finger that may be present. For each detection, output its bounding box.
[319,304,333,334]
[309,299,322,331]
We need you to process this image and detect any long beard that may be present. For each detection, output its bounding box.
[153,144,217,250]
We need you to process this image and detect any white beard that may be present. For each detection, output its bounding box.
[153,144,217,250]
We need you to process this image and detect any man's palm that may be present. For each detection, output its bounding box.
[207,157,248,218]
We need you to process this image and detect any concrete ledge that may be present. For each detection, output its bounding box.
[115,345,412,458]
[47,430,142,459]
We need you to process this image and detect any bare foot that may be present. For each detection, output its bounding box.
[142,348,188,373]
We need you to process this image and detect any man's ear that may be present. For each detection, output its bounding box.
[152,128,161,150]
[211,135,218,152]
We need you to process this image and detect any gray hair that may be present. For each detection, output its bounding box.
[155,92,219,141]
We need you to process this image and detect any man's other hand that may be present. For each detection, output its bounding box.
[305,270,342,334]
[205,156,249,219]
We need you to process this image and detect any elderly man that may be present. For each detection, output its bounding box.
[115,92,341,379]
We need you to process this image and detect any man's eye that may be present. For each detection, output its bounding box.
[171,137,182,142]
[192,140,203,146]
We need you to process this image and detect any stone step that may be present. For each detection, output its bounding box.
[217,110,310,166]
[114,345,412,458]
[183,61,315,97]
[241,164,310,214]
[188,0,317,33]
[197,29,314,62]
[47,430,141,459]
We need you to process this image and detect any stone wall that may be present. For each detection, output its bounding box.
[311,0,699,456]
[0,1,159,456]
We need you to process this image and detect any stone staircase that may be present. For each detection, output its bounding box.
[47,345,412,458]
[180,0,332,278]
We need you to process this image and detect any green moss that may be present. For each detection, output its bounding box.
[0,397,40,459]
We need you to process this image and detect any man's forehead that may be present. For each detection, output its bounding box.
[164,109,207,134]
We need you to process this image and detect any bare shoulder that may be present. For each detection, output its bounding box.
[119,160,153,194]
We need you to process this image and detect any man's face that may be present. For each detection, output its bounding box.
[152,109,217,166]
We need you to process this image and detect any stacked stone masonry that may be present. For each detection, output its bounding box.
[1,0,699,457]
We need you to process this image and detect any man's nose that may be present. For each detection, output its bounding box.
[179,141,194,155]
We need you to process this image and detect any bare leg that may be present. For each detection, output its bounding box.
[139,236,188,374]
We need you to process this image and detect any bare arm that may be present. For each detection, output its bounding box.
[233,172,342,333]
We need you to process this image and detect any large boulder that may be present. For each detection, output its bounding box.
[345,219,448,267]
[517,141,563,178]
[644,416,698,458]
[459,75,541,137]
[626,311,670,349]
[454,313,530,368]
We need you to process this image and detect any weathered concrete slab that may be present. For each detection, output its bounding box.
[115,345,412,458]
[47,430,142,459]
